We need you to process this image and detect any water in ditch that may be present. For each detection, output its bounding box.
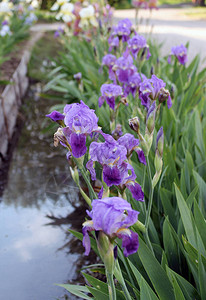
[0,82,93,300]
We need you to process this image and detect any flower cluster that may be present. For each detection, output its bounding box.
[51,1,113,36]
[86,133,144,201]
[100,18,172,112]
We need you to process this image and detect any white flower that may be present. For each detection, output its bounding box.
[79,5,98,28]
[51,0,70,11]
[56,3,75,23]
[0,0,13,14]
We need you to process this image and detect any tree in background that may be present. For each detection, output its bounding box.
[192,0,205,6]
[40,0,56,10]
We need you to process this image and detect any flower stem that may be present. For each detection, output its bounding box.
[106,270,116,300]
[114,260,132,300]
[73,157,97,201]
[144,156,155,255]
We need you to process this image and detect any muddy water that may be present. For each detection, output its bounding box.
[0,83,89,300]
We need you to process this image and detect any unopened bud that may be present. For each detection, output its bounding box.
[150,66,154,76]
[129,117,140,134]
[97,231,115,274]
[152,127,164,188]
[170,85,175,99]
[120,96,128,106]
[158,87,170,104]
[69,166,79,185]
[93,46,97,57]
[146,101,156,135]
[156,126,164,157]
[141,47,146,60]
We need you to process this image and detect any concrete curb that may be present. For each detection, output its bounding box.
[0,31,43,163]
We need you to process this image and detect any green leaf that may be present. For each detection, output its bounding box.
[87,287,108,300]
[83,272,125,300]
[57,284,91,299]
[160,188,176,229]
[193,171,206,215]
[198,253,206,300]
[166,267,200,300]
[82,272,108,295]
[194,200,206,248]
[174,184,197,247]
[138,238,175,300]
[163,219,179,269]
[171,275,186,300]
[140,277,159,300]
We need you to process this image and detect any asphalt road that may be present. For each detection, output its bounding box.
[114,8,206,68]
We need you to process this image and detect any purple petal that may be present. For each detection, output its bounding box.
[119,230,139,257]
[103,165,122,187]
[82,222,94,256]
[135,148,146,165]
[70,133,87,158]
[86,159,96,181]
[167,94,172,109]
[99,96,105,107]
[98,186,104,199]
[46,111,65,122]
[127,182,144,202]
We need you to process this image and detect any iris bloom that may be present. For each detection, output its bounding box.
[82,197,139,257]
[51,0,70,11]
[168,44,187,65]
[114,54,137,84]
[56,2,75,23]
[86,133,144,201]
[127,34,151,60]
[79,5,98,28]
[46,101,100,158]
[102,54,117,81]
[139,74,172,109]
[124,72,147,97]
[99,83,123,110]
[111,18,133,42]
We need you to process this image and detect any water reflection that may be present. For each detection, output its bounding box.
[0,83,95,300]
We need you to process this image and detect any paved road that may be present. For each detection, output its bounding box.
[31,8,206,68]
[114,8,206,68]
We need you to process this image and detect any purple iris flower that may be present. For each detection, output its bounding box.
[102,54,117,81]
[117,133,146,165]
[99,83,123,110]
[124,72,147,97]
[2,20,8,26]
[127,34,151,60]
[82,197,139,257]
[139,75,172,109]
[108,36,119,52]
[114,54,137,84]
[47,101,99,158]
[168,44,187,65]
[86,133,144,201]
[112,18,133,42]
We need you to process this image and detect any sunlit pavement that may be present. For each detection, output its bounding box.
[114,8,206,68]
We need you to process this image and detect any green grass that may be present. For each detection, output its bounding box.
[157,0,192,4]
[28,31,63,81]
[183,7,206,18]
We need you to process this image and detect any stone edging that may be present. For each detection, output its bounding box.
[0,31,43,163]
